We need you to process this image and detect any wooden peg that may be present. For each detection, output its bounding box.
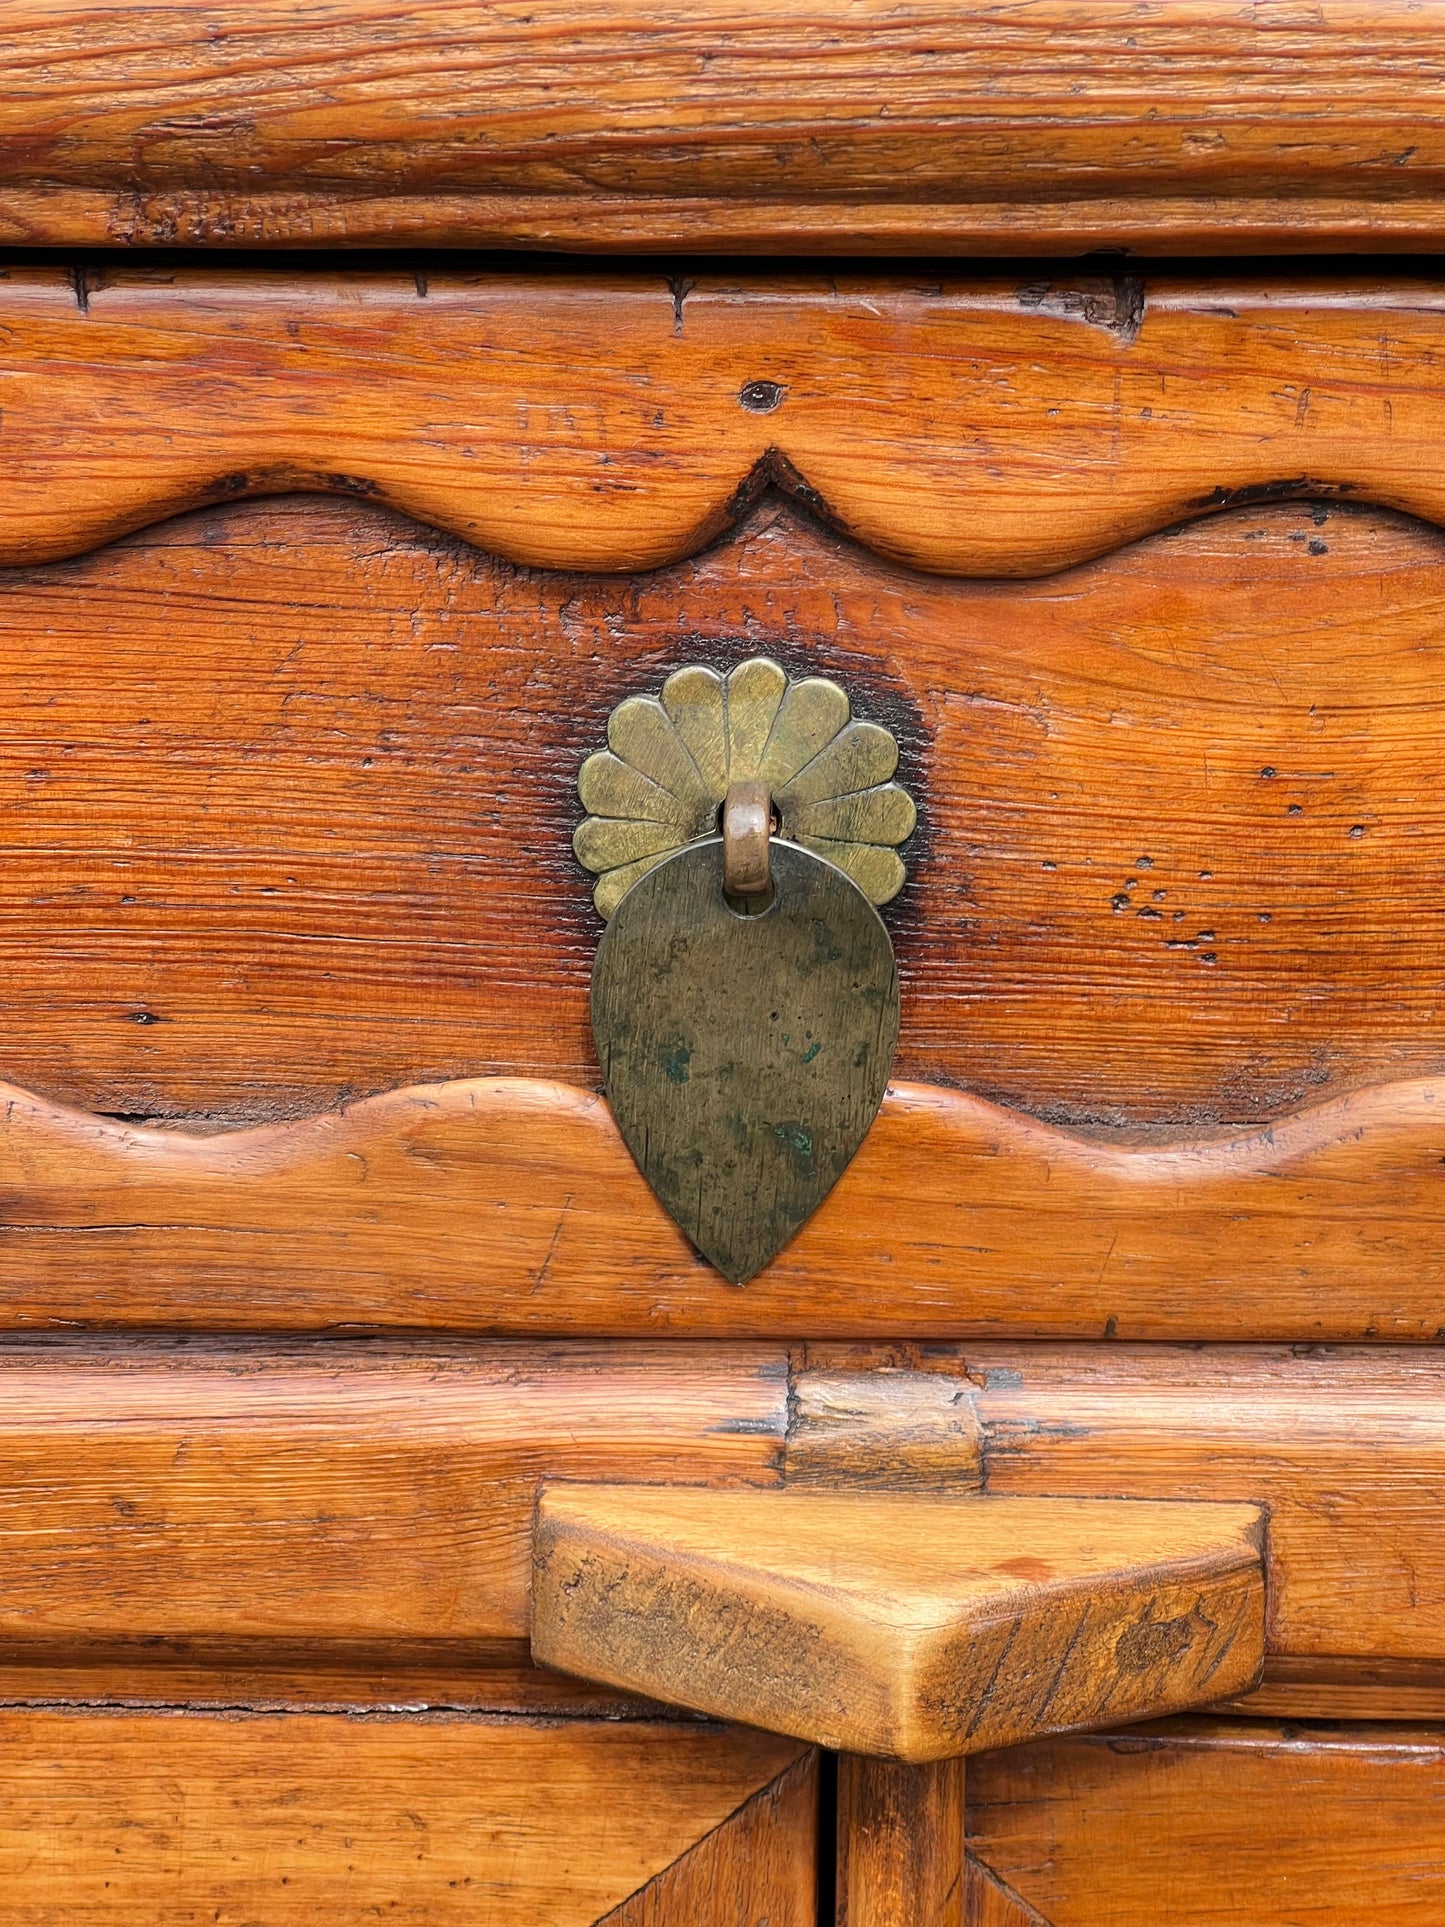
[532,1487,1266,1761]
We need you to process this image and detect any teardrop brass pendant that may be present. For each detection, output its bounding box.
[577,658,913,1283]
[592,837,900,1282]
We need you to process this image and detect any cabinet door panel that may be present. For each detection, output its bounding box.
[968,1718,1445,1924]
[601,1750,817,1925]
[0,1708,812,1925]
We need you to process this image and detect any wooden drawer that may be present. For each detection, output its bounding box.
[0,270,1441,1344]
[0,1707,815,1925]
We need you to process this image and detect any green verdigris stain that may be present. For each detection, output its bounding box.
[591,837,900,1283]
[772,1122,816,1176]
[659,1039,692,1084]
[811,923,844,965]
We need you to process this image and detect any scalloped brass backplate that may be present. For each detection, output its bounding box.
[574,656,915,919]
[578,658,911,1282]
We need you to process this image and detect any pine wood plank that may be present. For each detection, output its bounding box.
[600,1751,817,1927]
[2,272,1445,576]
[2,1072,1445,1339]
[969,1344,1445,1664]
[0,1641,667,1716]
[3,5,1445,253]
[1212,1655,1445,1722]
[1216,1680,1445,1721]
[0,1339,785,1646]
[786,1367,984,1489]
[838,1756,966,1926]
[0,1344,1429,1688]
[532,1488,1264,1760]
[0,1706,804,1924]
[0,486,1440,1141]
[968,1718,1445,1925]
[963,1857,1054,1927]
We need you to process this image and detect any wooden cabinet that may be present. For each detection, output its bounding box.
[0,6,1442,1921]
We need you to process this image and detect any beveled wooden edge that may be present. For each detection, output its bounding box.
[0,1070,1441,1336]
[9,272,1445,576]
[6,3,1445,254]
[531,1487,1266,1759]
[963,1852,1057,1927]
[597,1751,817,1927]
[19,191,1445,258]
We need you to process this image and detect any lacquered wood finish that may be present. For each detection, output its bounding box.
[0,1344,1426,1685]
[969,1345,1445,1666]
[967,1719,1445,1924]
[0,1339,785,1648]
[4,1072,1445,1339]
[837,1756,966,1927]
[601,1752,817,1927]
[787,1367,984,1489]
[5,5,1445,254]
[9,272,1445,577]
[533,1487,1264,1759]
[963,1857,1052,1927]
[0,28,1439,1921]
[0,1643,664,1717]
[0,1705,805,1924]
[2,480,1445,1149]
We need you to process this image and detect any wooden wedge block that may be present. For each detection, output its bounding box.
[532,1489,1265,1761]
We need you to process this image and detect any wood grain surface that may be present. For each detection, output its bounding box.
[969,1344,1445,1663]
[0,1338,785,1647]
[0,1705,804,1924]
[3,1072,1445,1338]
[968,1718,1445,1925]
[787,1367,984,1489]
[0,1640,671,1717]
[1,485,1445,1139]
[6,271,1445,576]
[602,1751,817,1927]
[532,1486,1264,1759]
[1210,1654,1445,1723]
[964,1857,1053,1927]
[0,1342,1430,1688]
[4,4,1445,253]
[838,1756,966,1927]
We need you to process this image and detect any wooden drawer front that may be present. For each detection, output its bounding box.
[967,1719,1445,1925]
[0,270,1441,1338]
[0,1708,813,1925]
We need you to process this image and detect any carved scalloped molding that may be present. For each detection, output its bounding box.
[0,1069,1437,1339]
[0,273,1442,575]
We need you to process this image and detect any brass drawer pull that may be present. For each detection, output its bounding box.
[577,657,915,1282]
